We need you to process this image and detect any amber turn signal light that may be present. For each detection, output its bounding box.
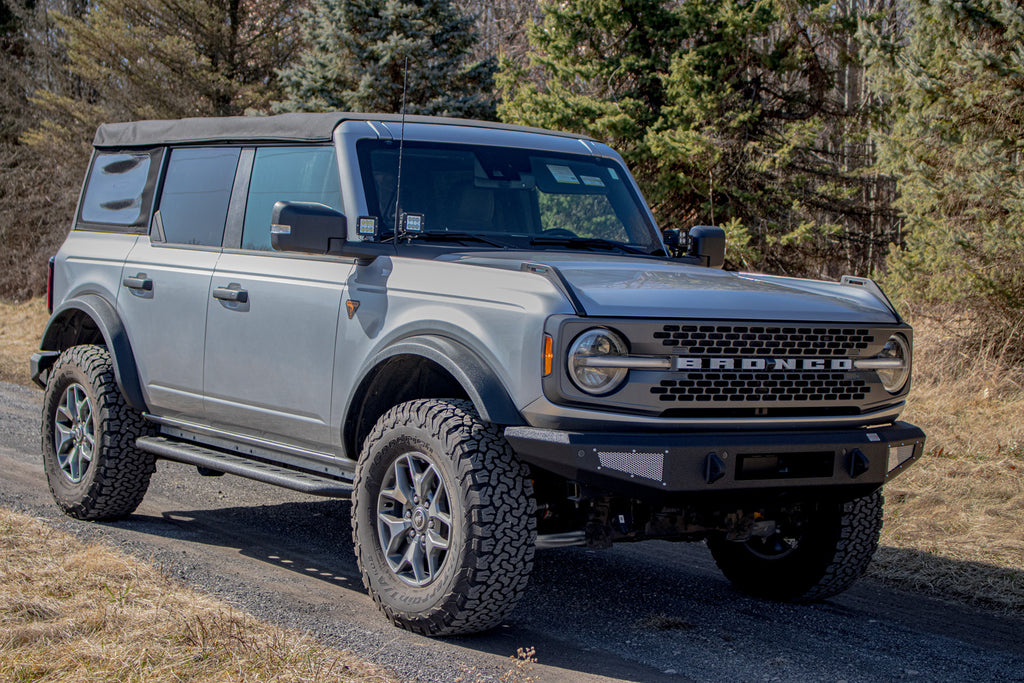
[543,335,553,376]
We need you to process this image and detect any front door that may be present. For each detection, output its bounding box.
[202,145,349,449]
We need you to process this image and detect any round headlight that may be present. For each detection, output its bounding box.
[567,328,629,395]
[877,334,910,393]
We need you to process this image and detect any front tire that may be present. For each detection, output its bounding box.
[41,345,155,520]
[352,399,536,636]
[707,491,883,601]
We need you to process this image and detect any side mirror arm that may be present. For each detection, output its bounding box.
[328,239,396,266]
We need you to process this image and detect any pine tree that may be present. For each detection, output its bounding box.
[25,0,303,152]
[499,0,896,277]
[862,0,1024,350]
[275,0,495,119]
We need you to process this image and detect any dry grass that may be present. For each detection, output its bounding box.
[870,312,1024,612]
[0,508,397,682]
[0,297,48,385]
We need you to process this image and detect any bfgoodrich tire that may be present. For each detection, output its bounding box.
[706,491,883,601]
[41,345,155,520]
[352,399,536,636]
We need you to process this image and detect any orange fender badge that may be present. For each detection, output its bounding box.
[346,300,360,319]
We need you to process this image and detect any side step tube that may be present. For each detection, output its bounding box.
[535,531,587,549]
[137,436,353,498]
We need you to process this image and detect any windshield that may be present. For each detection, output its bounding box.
[357,140,661,253]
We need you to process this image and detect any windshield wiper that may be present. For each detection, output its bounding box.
[528,236,648,255]
[406,232,514,249]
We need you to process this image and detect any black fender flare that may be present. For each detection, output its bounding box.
[350,334,524,427]
[39,294,148,412]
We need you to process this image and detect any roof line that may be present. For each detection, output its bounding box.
[92,112,596,149]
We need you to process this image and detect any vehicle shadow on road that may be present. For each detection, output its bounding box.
[116,497,1024,682]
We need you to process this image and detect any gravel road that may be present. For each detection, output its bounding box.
[2,380,1022,682]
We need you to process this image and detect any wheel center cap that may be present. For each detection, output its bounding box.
[412,507,428,531]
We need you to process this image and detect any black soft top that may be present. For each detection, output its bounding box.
[92,112,589,149]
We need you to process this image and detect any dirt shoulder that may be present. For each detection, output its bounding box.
[0,506,398,682]
[0,298,47,386]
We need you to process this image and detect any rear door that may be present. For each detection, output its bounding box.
[117,147,240,418]
[202,145,352,449]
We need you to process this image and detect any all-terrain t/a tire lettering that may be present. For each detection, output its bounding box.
[352,398,536,636]
[706,491,884,601]
[41,345,155,520]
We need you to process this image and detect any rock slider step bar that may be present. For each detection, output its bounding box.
[136,436,352,498]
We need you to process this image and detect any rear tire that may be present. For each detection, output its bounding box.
[41,345,155,520]
[707,491,883,601]
[352,398,536,636]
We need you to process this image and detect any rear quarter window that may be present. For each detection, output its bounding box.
[77,149,163,232]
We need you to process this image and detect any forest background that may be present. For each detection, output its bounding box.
[2,0,1023,360]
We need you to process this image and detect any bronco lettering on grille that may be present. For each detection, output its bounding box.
[673,357,854,371]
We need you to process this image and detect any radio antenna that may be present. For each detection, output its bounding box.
[392,55,409,246]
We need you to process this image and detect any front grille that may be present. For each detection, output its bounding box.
[653,325,877,357]
[547,319,905,419]
[651,371,869,403]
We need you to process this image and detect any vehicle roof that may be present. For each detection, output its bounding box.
[92,113,594,149]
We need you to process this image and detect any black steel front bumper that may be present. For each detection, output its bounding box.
[504,421,925,497]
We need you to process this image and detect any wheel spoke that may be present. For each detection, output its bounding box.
[407,541,427,584]
[419,464,440,501]
[379,484,407,506]
[68,445,82,481]
[55,423,74,454]
[77,394,91,424]
[425,538,444,578]
[426,528,449,553]
[65,388,80,421]
[409,459,429,500]
[378,513,411,556]
[428,491,450,519]
[394,456,416,503]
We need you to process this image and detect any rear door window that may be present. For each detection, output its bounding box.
[158,147,240,247]
[241,146,342,251]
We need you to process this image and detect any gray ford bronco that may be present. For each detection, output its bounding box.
[32,113,925,636]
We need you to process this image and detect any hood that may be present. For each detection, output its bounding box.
[447,252,899,323]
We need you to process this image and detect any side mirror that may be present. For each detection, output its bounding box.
[271,201,345,254]
[687,225,726,269]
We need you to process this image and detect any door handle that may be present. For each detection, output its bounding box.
[122,274,153,291]
[212,286,248,303]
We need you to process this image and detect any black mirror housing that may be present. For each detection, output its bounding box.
[688,225,726,269]
[271,201,345,254]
